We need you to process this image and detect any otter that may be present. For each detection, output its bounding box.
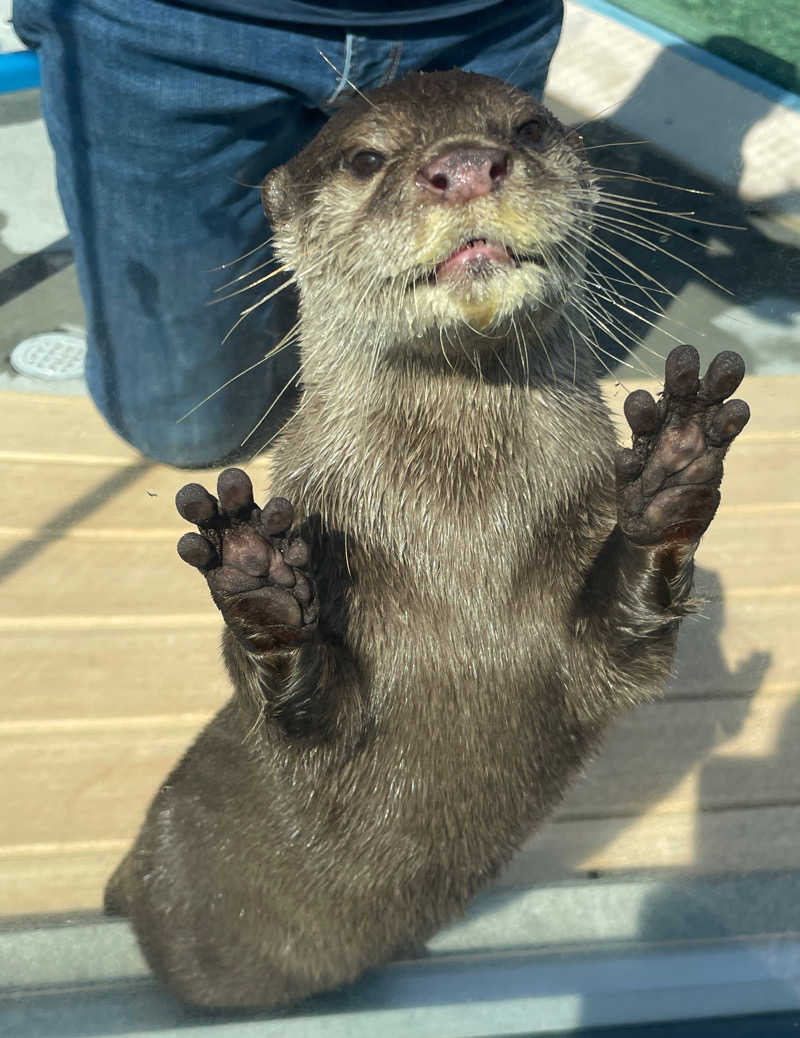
[104,70,749,1010]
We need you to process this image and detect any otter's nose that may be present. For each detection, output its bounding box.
[416,147,510,203]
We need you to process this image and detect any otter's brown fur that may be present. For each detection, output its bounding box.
[104,70,747,1010]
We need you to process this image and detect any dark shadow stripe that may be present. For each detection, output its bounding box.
[0,461,153,586]
[0,236,74,307]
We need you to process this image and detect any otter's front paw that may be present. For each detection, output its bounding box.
[617,345,749,546]
[175,468,318,651]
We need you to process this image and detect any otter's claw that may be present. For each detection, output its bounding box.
[176,468,318,651]
[617,345,749,546]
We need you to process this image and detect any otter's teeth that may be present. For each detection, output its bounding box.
[434,239,512,281]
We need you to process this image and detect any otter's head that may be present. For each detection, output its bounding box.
[262,70,596,361]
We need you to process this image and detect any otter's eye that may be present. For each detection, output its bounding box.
[516,118,546,147]
[349,150,385,178]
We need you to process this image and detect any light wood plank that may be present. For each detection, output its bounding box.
[3,587,796,714]
[1,727,205,847]
[0,448,792,544]
[0,460,267,536]
[1,374,796,917]
[2,374,793,460]
[0,376,789,549]
[0,538,209,617]
[0,845,126,916]
[0,393,140,461]
[712,442,800,509]
[1,629,229,722]
[501,804,800,885]
[694,516,800,591]
[4,598,795,728]
[5,685,798,851]
[559,692,800,820]
[665,591,799,698]
[1,528,796,621]
[5,801,800,916]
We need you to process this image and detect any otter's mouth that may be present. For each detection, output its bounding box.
[436,238,512,280]
[412,239,544,287]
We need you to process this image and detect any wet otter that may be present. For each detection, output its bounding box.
[105,70,749,1009]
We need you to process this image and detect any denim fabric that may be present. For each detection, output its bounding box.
[187,0,515,26]
[13,0,562,467]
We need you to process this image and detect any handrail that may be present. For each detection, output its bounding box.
[0,50,41,94]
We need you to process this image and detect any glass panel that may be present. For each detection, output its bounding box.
[1,0,798,1031]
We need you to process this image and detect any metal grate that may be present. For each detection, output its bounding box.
[10,330,87,381]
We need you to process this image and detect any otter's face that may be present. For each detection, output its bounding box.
[263,70,596,355]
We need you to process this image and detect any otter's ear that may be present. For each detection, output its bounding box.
[261,165,293,227]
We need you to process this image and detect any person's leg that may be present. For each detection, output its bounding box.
[422,0,563,98]
[350,0,563,99]
[13,0,562,469]
[12,0,334,467]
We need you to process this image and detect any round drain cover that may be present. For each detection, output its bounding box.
[10,330,87,380]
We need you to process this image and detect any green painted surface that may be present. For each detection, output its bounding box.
[610,0,799,92]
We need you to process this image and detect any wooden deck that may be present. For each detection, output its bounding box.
[2,377,798,916]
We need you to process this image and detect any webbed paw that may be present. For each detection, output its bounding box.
[176,468,318,651]
[617,345,749,546]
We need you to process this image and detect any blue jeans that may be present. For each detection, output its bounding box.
[13,0,563,467]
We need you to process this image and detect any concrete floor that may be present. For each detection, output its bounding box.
[0,60,85,396]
